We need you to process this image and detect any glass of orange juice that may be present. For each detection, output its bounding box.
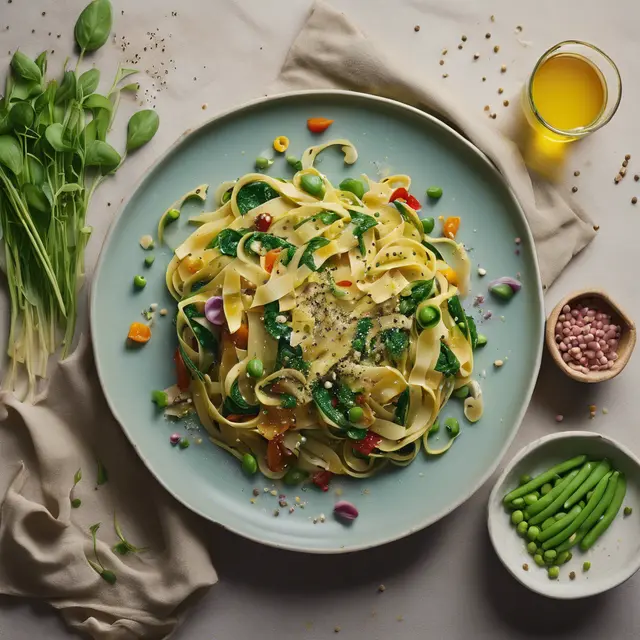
[521,40,622,180]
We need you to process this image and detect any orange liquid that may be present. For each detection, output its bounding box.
[531,53,606,131]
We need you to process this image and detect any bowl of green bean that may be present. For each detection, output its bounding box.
[488,431,640,599]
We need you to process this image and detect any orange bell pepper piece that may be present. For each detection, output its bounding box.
[443,216,461,239]
[264,249,281,274]
[127,322,151,344]
[231,323,249,350]
[307,117,334,133]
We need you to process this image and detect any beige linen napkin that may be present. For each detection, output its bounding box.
[0,337,217,639]
[270,1,596,289]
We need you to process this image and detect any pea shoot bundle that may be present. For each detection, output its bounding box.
[504,455,628,579]
[0,0,159,400]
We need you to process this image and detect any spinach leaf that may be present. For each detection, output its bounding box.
[213,228,244,256]
[275,337,309,373]
[352,318,372,354]
[178,343,204,381]
[243,232,296,264]
[229,379,253,410]
[264,302,291,340]
[299,237,330,271]
[399,279,434,316]
[223,381,259,416]
[335,383,357,410]
[422,241,443,261]
[312,382,350,429]
[346,427,368,441]
[349,211,377,256]
[293,211,340,230]
[394,388,410,426]
[280,393,297,409]
[381,328,409,361]
[435,341,460,377]
[236,181,279,215]
[447,295,465,325]
[183,304,219,355]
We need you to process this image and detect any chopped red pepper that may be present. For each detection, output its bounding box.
[307,117,334,133]
[336,280,352,287]
[355,393,366,406]
[405,194,422,211]
[255,213,273,232]
[353,431,382,456]
[174,348,190,391]
[312,470,333,491]
[389,187,409,202]
[331,396,339,408]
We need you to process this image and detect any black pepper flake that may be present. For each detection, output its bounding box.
[632,197,638,205]
[42,11,46,16]
[572,186,578,193]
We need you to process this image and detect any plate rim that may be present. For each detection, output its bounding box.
[90,89,545,553]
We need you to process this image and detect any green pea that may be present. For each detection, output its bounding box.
[417,305,440,329]
[624,506,633,516]
[540,483,553,496]
[300,174,325,198]
[144,255,155,267]
[476,334,488,347]
[516,520,529,536]
[339,178,365,199]
[178,438,190,449]
[286,155,300,167]
[421,217,435,234]
[151,390,169,408]
[556,551,570,565]
[534,554,545,567]
[71,498,82,508]
[527,525,540,541]
[489,283,514,301]
[221,189,232,203]
[444,417,460,437]
[133,275,146,289]
[524,493,539,506]
[526,541,538,555]
[283,467,308,486]
[583,561,591,572]
[510,497,525,509]
[543,550,557,562]
[247,358,264,378]
[430,420,440,434]
[452,385,470,399]
[548,566,560,580]
[520,474,533,486]
[242,453,258,475]
[255,156,274,170]
[167,208,180,222]
[511,510,524,525]
[426,186,443,199]
[349,406,365,422]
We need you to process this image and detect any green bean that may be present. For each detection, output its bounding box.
[526,541,538,555]
[533,554,545,567]
[426,186,443,199]
[578,500,586,509]
[586,490,594,500]
[554,478,563,487]
[511,510,524,525]
[524,469,581,520]
[554,512,567,521]
[300,174,325,198]
[542,472,612,550]
[556,551,570,565]
[541,517,556,531]
[421,217,435,234]
[527,525,540,541]
[516,521,529,536]
[556,531,584,554]
[540,483,553,496]
[577,471,619,536]
[537,504,582,543]
[580,473,626,551]
[524,493,539,506]
[528,465,593,526]
[564,458,611,509]
[502,455,587,504]
[548,566,560,580]
[520,474,532,486]
[246,358,264,378]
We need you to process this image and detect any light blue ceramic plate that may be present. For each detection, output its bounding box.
[91,90,544,553]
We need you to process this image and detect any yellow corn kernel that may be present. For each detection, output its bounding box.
[273,135,289,153]
[441,267,458,286]
[184,255,204,274]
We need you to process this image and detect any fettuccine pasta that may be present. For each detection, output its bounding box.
[164,140,483,485]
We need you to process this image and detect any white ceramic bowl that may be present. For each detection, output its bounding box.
[488,431,640,599]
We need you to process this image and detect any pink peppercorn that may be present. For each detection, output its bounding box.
[170,433,181,445]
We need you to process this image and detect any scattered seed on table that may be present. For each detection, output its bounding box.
[555,414,564,422]
[625,154,631,160]
[614,176,621,184]
[633,197,638,205]
[620,168,627,177]
[635,175,639,182]
[494,359,504,367]
[486,33,491,38]
[461,35,467,41]
[490,113,497,119]
[439,59,445,65]
[503,99,509,107]
[201,103,207,110]
[623,159,628,168]
[414,25,420,32]
[498,87,504,94]
[442,48,448,55]
[474,53,480,60]
[522,563,529,571]
[501,64,507,72]
[458,44,463,50]
[491,14,495,21]
[482,76,486,81]
[442,73,449,78]
[569,571,576,580]
[494,45,500,53]
[574,170,581,177]
[516,25,523,32]
[572,186,578,193]
[484,105,490,111]
[593,225,600,231]
[378,584,386,592]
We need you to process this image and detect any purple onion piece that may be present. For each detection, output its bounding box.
[488,276,522,293]
[204,296,225,325]
[334,500,359,521]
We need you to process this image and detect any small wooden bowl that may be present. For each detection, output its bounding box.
[545,289,636,383]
